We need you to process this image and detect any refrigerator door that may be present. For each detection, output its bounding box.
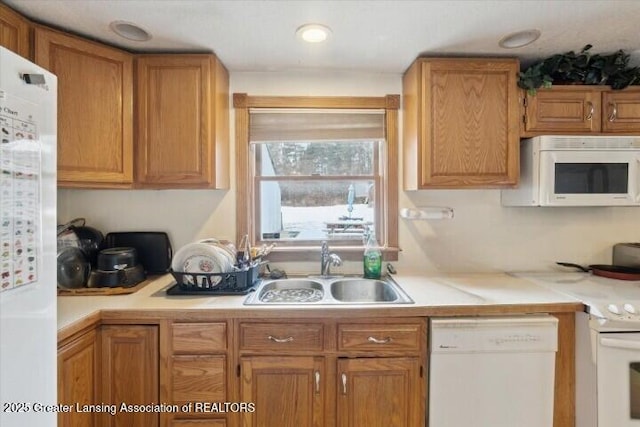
[0,47,57,427]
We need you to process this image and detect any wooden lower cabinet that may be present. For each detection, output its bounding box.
[337,357,422,427]
[161,321,230,427]
[237,318,426,427]
[58,328,99,427]
[56,313,575,427]
[240,356,325,427]
[100,325,159,427]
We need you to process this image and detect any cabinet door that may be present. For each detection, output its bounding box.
[0,4,29,58]
[602,88,640,133]
[34,26,133,187]
[136,55,229,188]
[408,58,520,188]
[240,356,324,427]
[58,329,99,427]
[337,357,422,427]
[101,325,159,427]
[523,87,601,134]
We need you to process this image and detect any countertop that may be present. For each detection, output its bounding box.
[57,272,583,339]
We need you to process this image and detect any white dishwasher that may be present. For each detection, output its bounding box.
[429,315,558,427]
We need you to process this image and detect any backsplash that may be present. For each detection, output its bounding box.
[58,186,640,275]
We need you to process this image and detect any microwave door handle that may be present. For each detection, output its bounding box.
[601,337,640,351]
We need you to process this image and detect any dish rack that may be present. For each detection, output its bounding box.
[166,262,261,295]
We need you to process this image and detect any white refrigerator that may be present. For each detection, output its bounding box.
[0,47,57,427]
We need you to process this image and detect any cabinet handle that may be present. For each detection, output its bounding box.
[267,335,294,343]
[315,371,320,394]
[608,102,618,122]
[367,336,393,344]
[585,101,594,120]
[341,373,347,395]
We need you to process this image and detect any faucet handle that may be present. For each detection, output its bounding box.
[329,253,342,267]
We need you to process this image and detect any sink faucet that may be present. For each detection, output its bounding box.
[320,241,342,277]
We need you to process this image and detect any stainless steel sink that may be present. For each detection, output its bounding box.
[330,279,401,302]
[244,276,413,305]
[258,279,324,303]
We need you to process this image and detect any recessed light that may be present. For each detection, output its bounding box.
[109,21,152,42]
[499,29,541,49]
[296,23,331,43]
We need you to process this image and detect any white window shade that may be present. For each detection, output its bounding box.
[249,109,385,142]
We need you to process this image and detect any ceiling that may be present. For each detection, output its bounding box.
[5,0,640,74]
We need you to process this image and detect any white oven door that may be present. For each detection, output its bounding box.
[598,333,640,426]
[538,151,640,206]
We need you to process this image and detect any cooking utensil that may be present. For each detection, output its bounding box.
[57,218,104,267]
[103,232,172,274]
[88,264,146,288]
[57,247,91,289]
[557,262,640,281]
[97,247,138,271]
[613,243,640,268]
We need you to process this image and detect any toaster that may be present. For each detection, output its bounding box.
[613,243,640,268]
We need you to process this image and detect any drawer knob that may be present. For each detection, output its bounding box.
[267,335,294,343]
[367,336,393,344]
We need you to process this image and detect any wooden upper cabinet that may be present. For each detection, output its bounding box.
[522,87,601,134]
[0,3,30,58]
[34,26,134,187]
[135,55,229,188]
[403,58,520,189]
[601,88,640,133]
[522,86,640,136]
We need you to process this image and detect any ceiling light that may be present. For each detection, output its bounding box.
[296,24,331,43]
[499,29,541,49]
[109,21,151,42]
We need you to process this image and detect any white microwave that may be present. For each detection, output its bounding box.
[501,135,640,206]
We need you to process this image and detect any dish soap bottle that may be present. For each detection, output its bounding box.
[363,228,382,279]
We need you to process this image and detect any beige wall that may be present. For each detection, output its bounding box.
[58,70,640,275]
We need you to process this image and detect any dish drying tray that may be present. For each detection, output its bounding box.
[166,263,261,296]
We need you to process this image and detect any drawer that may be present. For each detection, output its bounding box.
[172,323,226,354]
[171,355,226,404]
[239,322,324,352]
[337,323,421,352]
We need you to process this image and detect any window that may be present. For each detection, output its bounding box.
[234,94,399,261]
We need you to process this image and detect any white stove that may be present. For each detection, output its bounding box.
[514,271,640,426]
[514,271,640,331]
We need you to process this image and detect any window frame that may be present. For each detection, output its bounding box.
[233,94,400,262]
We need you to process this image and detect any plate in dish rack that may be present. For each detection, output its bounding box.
[171,243,228,285]
[197,239,236,272]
